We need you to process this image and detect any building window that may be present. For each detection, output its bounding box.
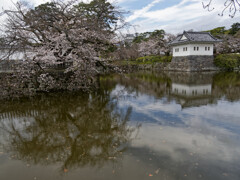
[205,47,210,51]
[175,48,179,52]
[194,47,199,51]
[182,90,186,95]
[183,47,188,51]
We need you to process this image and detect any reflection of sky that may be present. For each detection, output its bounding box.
[111,84,240,179]
[112,85,240,131]
[0,79,240,179]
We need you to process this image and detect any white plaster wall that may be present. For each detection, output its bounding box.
[172,83,212,97]
[180,35,187,40]
[172,44,214,57]
[172,44,190,57]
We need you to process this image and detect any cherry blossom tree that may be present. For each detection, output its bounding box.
[136,31,175,57]
[0,0,125,95]
[215,34,240,54]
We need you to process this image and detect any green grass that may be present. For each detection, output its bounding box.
[113,55,172,66]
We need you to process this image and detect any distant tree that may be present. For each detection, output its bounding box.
[203,0,240,18]
[129,30,172,57]
[150,29,165,39]
[132,32,152,43]
[74,0,125,32]
[206,27,228,36]
[111,29,174,59]
[215,34,240,54]
[229,22,240,34]
[132,29,165,43]
[234,29,240,37]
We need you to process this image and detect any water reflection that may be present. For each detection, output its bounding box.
[105,71,240,108]
[102,71,240,179]
[169,72,213,108]
[0,91,137,173]
[1,71,240,180]
[172,83,212,97]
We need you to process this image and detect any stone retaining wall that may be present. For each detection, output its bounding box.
[119,56,220,72]
[167,55,219,71]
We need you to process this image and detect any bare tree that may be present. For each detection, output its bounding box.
[203,0,240,17]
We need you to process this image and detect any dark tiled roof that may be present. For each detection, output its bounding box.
[169,31,221,46]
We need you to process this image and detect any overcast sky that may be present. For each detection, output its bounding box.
[0,0,239,34]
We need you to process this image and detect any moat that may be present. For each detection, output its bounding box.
[0,71,240,180]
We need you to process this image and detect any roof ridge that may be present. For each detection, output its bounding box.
[206,32,219,40]
[169,30,222,46]
[186,31,209,34]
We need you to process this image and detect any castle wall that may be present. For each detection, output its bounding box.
[166,55,218,71]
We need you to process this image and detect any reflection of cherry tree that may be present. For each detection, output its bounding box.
[0,91,138,171]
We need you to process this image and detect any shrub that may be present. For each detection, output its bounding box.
[136,55,172,63]
[214,54,240,70]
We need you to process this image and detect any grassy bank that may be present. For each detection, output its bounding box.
[112,55,172,66]
[112,54,240,72]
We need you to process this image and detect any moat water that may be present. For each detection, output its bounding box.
[0,71,240,180]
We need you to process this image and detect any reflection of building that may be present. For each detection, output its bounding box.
[171,83,213,108]
[168,72,216,108]
[172,83,211,97]
[171,82,214,108]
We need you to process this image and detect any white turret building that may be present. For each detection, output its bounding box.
[167,31,221,71]
[169,31,220,57]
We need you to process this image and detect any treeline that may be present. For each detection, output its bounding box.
[111,22,240,64]
[205,23,240,36]
[132,29,166,43]
[111,29,175,61]
[212,23,240,55]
